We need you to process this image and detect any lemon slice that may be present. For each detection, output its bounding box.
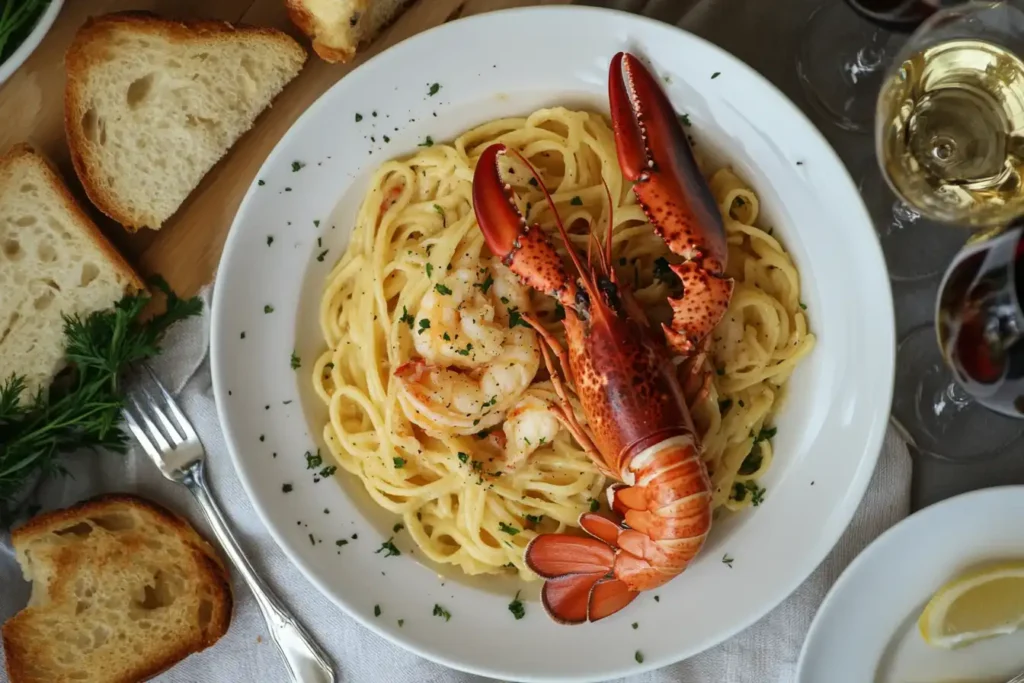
[918,561,1024,649]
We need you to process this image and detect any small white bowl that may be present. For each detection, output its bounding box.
[0,0,65,88]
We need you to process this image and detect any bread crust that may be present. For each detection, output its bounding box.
[2,493,234,683]
[0,143,145,293]
[285,0,416,63]
[64,11,307,231]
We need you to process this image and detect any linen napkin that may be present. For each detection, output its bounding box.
[0,286,912,683]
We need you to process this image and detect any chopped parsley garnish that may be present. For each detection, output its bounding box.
[711,71,721,79]
[393,457,405,468]
[291,161,305,172]
[507,308,530,329]
[284,187,292,192]
[376,538,401,557]
[750,483,766,506]
[318,465,337,479]
[679,113,692,127]
[308,533,316,546]
[433,204,444,223]
[335,539,348,547]
[291,352,301,369]
[635,651,644,664]
[282,484,293,493]
[428,83,441,96]
[476,429,490,440]
[397,619,404,627]
[418,319,431,335]
[508,591,525,620]
[525,514,543,524]
[632,622,639,630]
[355,113,363,122]
[317,249,329,262]
[425,262,433,278]
[498,522,520,535]
[457,452,469,463]
[570,196,583,206]
[383,135,390,143]
[471,460,482,471]
[257,179,265,186]
[264,304,274,314]
[393,523,404,533]
[435,283,453,295]
[800,302,807,310]
[400,306,415,328]
[432,604,451,621]
[443,332,451,341]
[374,605,381,617]
[305,450,323,469]
[420,136,435,147]
[314,220,320,227]
[589,498,600,513]
[455,343,473,357]
[266,235,274,246]
[732,480,767,506]
[475,274,494,294]
[722,554,734,568]
[654,595,660,602]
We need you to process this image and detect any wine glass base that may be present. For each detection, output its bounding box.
[858,170,969,282]
[796,4,903,133]
[891,324,1024,461]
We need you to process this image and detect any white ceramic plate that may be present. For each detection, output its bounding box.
[797,486,1024,683]
[209,6,894,682]
[0,0,64,87]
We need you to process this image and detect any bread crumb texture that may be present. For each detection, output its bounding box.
[2,494,233,683]
[65,13,307,230]
[0,145,141,403]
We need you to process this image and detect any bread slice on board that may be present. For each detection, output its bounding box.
[64,12,307,231]
[1,494,233,683]
[286,0,414,63]
[0,144,143,402]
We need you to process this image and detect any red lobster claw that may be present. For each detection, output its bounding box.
[609,52,733,354]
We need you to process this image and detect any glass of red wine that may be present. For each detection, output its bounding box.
[797,0,944,133]
[892,224,1024,461]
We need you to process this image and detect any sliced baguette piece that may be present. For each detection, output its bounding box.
[286,0,414,63]
[0,143,143,402]
[2,494,233,683]
[64,12,308,231]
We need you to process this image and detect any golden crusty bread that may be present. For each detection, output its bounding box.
[0,144,144,403]
[64,12,307,231]
[286,0,414,63]
[2,494,233,683]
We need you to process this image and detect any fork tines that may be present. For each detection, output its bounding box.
[121,365,202,476]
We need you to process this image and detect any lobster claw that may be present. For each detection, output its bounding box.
[472,144,576,304]
[609,52,733,353]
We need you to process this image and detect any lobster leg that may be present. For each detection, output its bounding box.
[609,51,734,355]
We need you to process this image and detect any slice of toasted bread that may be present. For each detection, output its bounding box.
[286,0,414,63]
[0,144,144,403]
[1,494,233,683]
[64,12,307,231]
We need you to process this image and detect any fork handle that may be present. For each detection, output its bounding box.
[185,462,336,683]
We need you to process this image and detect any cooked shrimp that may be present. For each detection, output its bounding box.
[395,259,540,435]
[502,394,562,472]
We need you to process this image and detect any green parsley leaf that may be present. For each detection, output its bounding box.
[508,591,525,620]
[800,302,807,310]
[292,161,305,172]
[507,308,530,329]
[393,523,404,533]
[739,449,762,476]
[632,622,639,630]
[282,484,293,493]
[498,522,520,535]
[355,113,363,122]
[335,539,348,547]
[722,554,734,568]
[418,319,431,335]
[398,619,404,627]
[266,235,274,246]
[589,498,600,513]
[475,274,494,294]
[317,249,329,262]
[305,450,323,469]
[635,651,644,664]
[400,306,415,328]
[425,262,433,278]
[264,304,274,314]
[570,196,583,206]
[711,71,721,79]
[291,352,301,369]
[679,113,692,127]
[455,343,473,357]
[420,136,435,147]
[257,179,265,186]
[435,283,453,295]
[457,452,469,463]
[525,514,543,524]
[376,538,401,557]
[393,457,406,468]
[374,605,381,617]
[428,83,441,96]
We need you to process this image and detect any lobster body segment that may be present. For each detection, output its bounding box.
[470,52,732,624]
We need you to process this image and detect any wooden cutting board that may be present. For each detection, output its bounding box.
[0,0,564,298]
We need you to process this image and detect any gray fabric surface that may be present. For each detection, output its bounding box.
[0,2,914,682]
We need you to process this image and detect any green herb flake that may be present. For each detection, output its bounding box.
[282,484,293,493]
[425,262,433,278]
[475,274,494,294]
[374,605,381,617]
[257,179,265,186]
[428,83,441,96]
[435,283,453,296]
[570,196,583,206]
[290,352,301,370]
[266,235,274,246]
[654,595,660,602]
[711,71,721,79]
[398,619,404,627]
[376,538,401,557]
[800,302,807,310]
[507,307,530,329]
[420,136,435,147]
[722,554,734,568]
[335,539,348,547]
[264,304,274,314]
[393,457,406,469]
[393,523,404,533]
[525,514,543,524]
[635,651,644,664]
[498,522,520,535]
[314,220,320,227]
[317,249,329,262]
[632,622,638,630]
[508,590,525,620]
[291,161,305,172]
[418,319,431,335]
[400,306,415,328]
[589,498,600,513]
[355,113,363,122]
[679,113,692,127]
[433,604,451,621]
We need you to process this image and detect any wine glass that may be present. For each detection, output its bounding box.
[876,2,1024,458]
[797,0,947,133]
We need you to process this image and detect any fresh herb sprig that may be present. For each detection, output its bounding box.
[0,0,50,62]
[0,277,201,522]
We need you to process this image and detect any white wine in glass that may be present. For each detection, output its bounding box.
[877,3,1024,227]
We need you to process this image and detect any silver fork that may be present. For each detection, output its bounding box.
[1008,671,1024,683]
[121,365,335,683]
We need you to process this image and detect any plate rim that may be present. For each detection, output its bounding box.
[795,484,1024,681]
[209,5,896,680]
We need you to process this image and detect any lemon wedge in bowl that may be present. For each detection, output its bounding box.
[919,562,1024,648]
